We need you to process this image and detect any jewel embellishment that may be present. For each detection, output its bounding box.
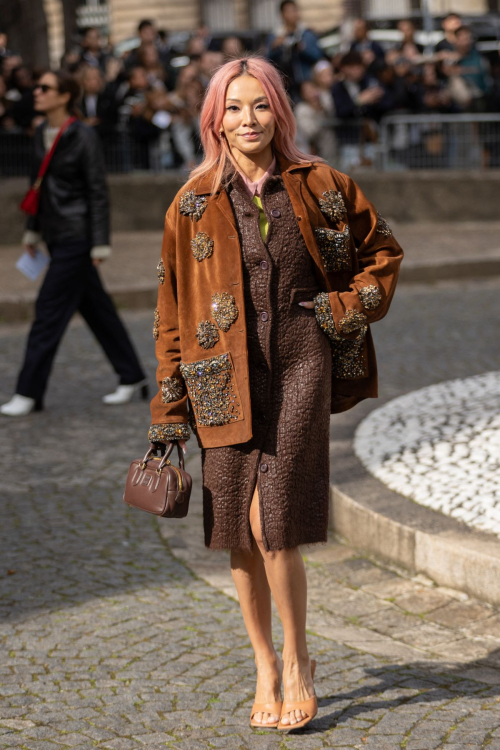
[179,190,208,222]
[211,292,238,332]
[319,190,346,223]
[314,226,351,272]
[376,212,392,237]
[338,309,368,334]
[191,231,214,262]
[153,308,160,340]
[313,293,367,379]
[196,320,220,349]
[180,353,241,427]
[161,376,183,404]
[148,423,190,442]
[358,285,382,310]
[157,258,165,284]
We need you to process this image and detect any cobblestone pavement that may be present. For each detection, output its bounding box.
[354,371,500,534]
[2,277,500,749]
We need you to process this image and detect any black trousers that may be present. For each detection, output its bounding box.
[16,240,146,403]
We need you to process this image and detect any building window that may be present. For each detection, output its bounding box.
[203,0,236,31]
[77,0,110,29]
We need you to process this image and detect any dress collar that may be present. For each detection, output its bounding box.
[236,156,277,199]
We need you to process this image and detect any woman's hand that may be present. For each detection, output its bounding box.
[298,301,315,309]
[24,244,37,259]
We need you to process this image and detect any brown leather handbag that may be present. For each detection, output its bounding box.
[123,442,192,517]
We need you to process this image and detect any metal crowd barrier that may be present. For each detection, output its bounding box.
[2,113,500,176]
[378,113,500,171]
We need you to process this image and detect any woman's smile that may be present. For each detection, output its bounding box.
[239,131,261,140]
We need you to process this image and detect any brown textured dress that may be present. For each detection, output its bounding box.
[201,165,332,552]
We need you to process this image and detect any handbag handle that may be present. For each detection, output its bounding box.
[143,441,185,471]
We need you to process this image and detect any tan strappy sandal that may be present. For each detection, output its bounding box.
[249,700,283,728]
[277,658,317,732]
[249,657,283,729]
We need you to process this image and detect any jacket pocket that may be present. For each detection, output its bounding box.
[313,226,352,272]
[289,286,320,306]
[331,328,369,380]
[179,351,243,427]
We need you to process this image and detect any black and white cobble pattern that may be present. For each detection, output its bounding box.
[354,371,500,534]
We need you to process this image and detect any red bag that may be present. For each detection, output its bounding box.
[20,116,77,216]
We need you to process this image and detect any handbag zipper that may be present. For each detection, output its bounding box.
[170,464,183,492]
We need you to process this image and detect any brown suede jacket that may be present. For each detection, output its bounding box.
[148,152,404,449]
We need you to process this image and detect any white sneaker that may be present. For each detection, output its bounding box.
[102,380,149,405]
[0,394,37,416]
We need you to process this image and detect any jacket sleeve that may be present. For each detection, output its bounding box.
[148,208,191,443]
[81,126,110,248]
[299,29,323,66]
[314,172,403,340]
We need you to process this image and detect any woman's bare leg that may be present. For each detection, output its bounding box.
[230,540,282,725]
[248,484,315,726]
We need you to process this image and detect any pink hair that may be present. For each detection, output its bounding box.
[190,56,322,194]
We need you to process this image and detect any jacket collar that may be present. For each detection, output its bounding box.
[191,151,312,196]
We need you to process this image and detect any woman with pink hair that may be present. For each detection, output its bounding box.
[148,56,403,731]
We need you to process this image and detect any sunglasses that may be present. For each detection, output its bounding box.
[33,84,59,93]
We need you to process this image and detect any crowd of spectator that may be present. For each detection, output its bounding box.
[1,0,500,172]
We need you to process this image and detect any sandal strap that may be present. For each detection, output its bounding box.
[251,701,282,717]
[280,695,317,717]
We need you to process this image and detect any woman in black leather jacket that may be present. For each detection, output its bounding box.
[1,70,147,416]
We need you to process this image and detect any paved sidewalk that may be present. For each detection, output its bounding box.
[1,221,500,321]
[2,277,500,748]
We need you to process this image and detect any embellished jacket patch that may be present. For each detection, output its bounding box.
[314,226,352,272]
[318,190,346,223]
[180,352,242,427]
[179,190,208,222]
[191,231,214,261]
[313,293,368,379]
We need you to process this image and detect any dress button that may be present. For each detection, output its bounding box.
[258,361,267,373]
[260,260,269,270]
[260,463,268,473]
[271,208,281,218]
[260,311,269,322]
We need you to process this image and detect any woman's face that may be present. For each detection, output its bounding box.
[33,72,69,114]
[221,75,275,158]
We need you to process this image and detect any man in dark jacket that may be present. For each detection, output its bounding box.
[267,0,323,102]
[80,65,118,144]
[332,52,385,120]
[350,19,385,74]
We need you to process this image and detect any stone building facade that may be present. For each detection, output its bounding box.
[43,0,490,69]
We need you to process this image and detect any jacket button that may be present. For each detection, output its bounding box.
[258,413,267,425]
[260,463,268,473]
[271,208,281,218]
[260,311,269,322]
[260,260,269,270]
[258,361,267,373]
[297,215,302,221]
